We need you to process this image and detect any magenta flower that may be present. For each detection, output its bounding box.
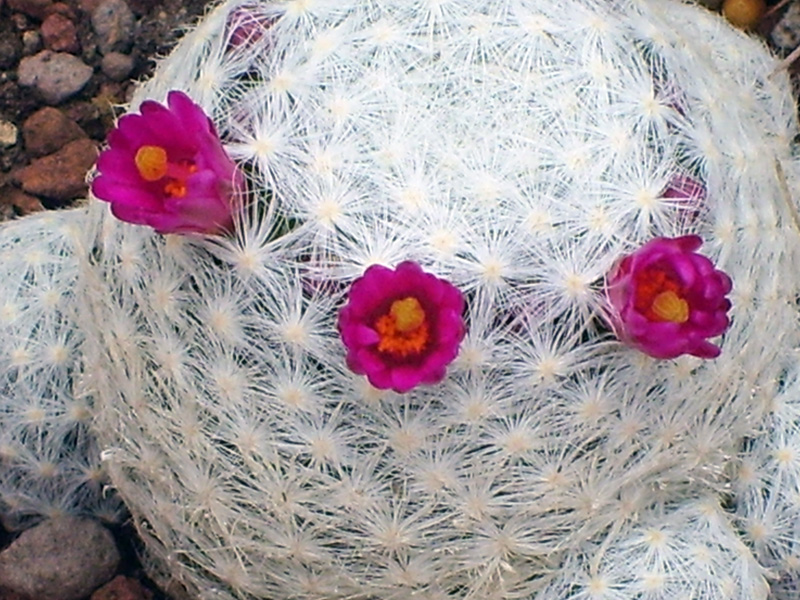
[338,261,466,393]
[91,91,244,235]
[605,235,732,359]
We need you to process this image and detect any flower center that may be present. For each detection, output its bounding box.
[375,296,430,357]
[634,267,689,323]
[134,145,198,198]
[135,145,168,181]
[650,290,689,323]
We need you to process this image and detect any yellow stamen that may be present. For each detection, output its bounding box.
[390,297,425,332]
[375,297,429,357]
[135,145,169,182]
[651,290,689,323]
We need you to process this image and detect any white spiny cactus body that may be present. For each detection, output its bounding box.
[0,209,123,529]
[734,355,800,588]
[62,0,800,598]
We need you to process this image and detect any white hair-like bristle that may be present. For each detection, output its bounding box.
[0,0,799,598]
[0,209,124,530]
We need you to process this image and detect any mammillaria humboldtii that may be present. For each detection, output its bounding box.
[0,210,124,530]
[4,0,800,598]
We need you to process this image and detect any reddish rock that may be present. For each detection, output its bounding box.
[90,575,153,600]
[46,1,77,19]
[22,106,87,157]
[1,187,45,215]
[7,0,53,20]
[15,138,97,201]
[41,13,80,54]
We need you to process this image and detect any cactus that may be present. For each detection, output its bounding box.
[0,209,123,530]
[4,0,800,598]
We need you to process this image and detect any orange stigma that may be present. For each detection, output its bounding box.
[375,297,430,357]
[135,145,168,181]
[635,267,689,323]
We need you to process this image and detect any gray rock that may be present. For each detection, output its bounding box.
[92,0,135,54]
[100,51,135,81]
[17,50,93,104]
[0,119,18,148]
[0,516,120,600]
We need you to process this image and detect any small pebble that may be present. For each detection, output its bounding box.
[22,106,87,156]
[101,51,135,81]
[92,0,136,54]
[15,137,98,201]
[41,13,80,54]
[22,30,43,56]
[0,120,19,148]
[17,50,94,104]
[0,516,120,600]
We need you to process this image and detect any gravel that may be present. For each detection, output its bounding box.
[0,0,214,217]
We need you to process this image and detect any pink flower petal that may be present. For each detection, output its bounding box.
[366,367,394,390]
[338,261,465,393]
[605,236,731,360]
[92,177,162,212]
[390,366,424,393]
[92,91,243,235]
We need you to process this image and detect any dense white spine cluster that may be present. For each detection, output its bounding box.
[0,0,798,598]
[734,355,800,596]
[78,0,800,598]
[539,497,768,600]
[0,209,123,530]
